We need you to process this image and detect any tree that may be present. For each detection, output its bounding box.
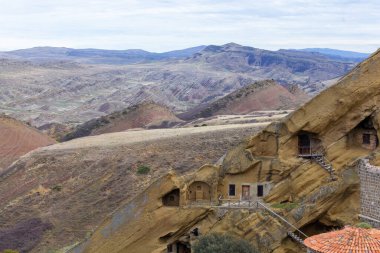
[193,233,259,253]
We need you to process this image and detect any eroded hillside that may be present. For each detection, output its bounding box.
[0,123,266,252]
[0,115,55,171]
[59,102,182,141]
[178,80,308,120]
[0,43,354,127]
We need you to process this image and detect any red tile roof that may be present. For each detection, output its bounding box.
[304,226,380,252]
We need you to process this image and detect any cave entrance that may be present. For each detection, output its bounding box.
[298,131,322,157]
[348,116,379,150]
[167,241,191,253]
[162,189,180,207]
[188,181,211,202]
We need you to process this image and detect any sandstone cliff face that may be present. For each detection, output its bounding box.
[72,49,380,253]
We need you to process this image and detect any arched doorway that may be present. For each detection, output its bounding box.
[162,189,180,206]
[188,181,211,202]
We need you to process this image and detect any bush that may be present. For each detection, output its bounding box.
[51,185,62,192]
[271,202,298,211]
[193,233,259,253]
[137,165,150,175]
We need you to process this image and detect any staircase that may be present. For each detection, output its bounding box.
[257,202,308,246]
[287,231,305,245]
[312,154,337,181]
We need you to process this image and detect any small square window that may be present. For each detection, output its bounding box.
[197,185,202,190]
[229,184,236,196]
[363,134,371,144]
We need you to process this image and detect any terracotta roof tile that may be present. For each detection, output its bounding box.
[304,226,380,252]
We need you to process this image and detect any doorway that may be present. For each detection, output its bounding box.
[298,134,311,155]
[242,185,251,200]
[257,185,264,197]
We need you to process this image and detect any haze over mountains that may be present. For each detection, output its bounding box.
[0,43,369,127]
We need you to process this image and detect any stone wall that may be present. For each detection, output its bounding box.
[358,159,380,228]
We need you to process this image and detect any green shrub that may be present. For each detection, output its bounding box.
[2,249,20,253]
[356,222,372,229]
[137,165,150,175]
[51,185,62,192]
[193,233,259,253]
[201,124,207,126]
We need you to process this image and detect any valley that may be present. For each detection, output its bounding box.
[0,43,359,128]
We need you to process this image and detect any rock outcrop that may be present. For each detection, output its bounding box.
[72,49,380,253]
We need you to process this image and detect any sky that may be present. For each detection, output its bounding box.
[0,0,379,53]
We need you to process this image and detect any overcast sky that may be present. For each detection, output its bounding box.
[0,0,378,53]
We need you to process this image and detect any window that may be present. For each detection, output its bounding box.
[257,185,264,197]
[363,134,371,144]
[229,184,236,196]
[197,185,202,190]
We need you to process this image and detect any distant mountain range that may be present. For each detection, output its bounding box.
[0,44,369,64]
[293,48,370,63]
[0,46,207,64]
[0,43,369,127]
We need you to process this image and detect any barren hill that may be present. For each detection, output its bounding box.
[60,102,182,141]
[0,43,357,127]
[0,115,55,171]
[0,123,267,252]
[179,80,309,120]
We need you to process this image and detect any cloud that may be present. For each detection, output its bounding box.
[0,0,378,52]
